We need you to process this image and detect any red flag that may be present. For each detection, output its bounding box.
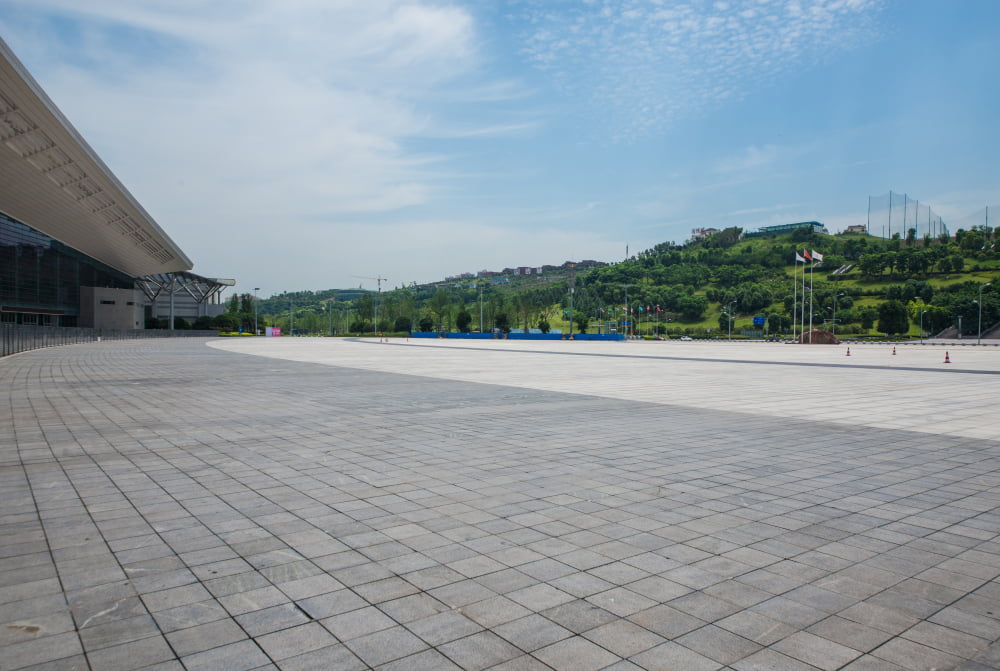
[803,249,812,261]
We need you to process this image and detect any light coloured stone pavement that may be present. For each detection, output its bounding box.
[214,337,1000,440]
[2,337,999,671]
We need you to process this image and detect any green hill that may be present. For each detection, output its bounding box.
[240,225,999,339]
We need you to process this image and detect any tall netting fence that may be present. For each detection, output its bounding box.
[866,191,948,240]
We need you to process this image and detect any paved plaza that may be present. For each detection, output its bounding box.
[2,337,999,671]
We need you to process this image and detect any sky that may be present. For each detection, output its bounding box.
[2,0,998,297]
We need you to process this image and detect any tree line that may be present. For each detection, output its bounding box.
[222,223,997,338]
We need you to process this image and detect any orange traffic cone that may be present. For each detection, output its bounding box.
[846,347,851,357]
[892,346,896,355]
[944,351,951,364]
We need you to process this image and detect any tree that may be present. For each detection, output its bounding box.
[858,253,886,277]
[455,309,472,333]
[859,307,878,333]
[428,288,451,331]
[877,300,909,335]
[676,295,708,321]
[418,316,433,332]
[767,313,789,334]
[393,316,412,332]
[213,314,238,331]
[537,319,550,334]
[494,313,511,333]
[574,314,590,334]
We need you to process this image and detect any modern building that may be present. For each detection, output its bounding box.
[0,37,231,329]
[752,221,828,236]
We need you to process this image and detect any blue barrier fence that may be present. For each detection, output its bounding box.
[409,332,624,341]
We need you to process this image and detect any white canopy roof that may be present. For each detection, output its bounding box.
[0,37,192,277]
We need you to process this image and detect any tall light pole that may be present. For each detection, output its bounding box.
[832,292,844,336]
[920,309,926,344]
[479,282,484,333]
[978,282,991,344]
[620,284,634,337]
[254,287,260,335]
[727,300,736,341]
[567,264,576,338]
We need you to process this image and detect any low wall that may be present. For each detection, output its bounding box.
[1,324,218,357]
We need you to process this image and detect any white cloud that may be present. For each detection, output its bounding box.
[508,0,883,141]
[1,0,559,290]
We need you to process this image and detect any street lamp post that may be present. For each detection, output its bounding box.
[254,287,260,335]
[727,301,736,341]
[567,264,576,338]
[920,309,926,344]
[620,284,634,337]
[978,282,991,345]
[832,293,844,336]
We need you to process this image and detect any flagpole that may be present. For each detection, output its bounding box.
[808,261,814,343]
[793,255,798,340]
[801,252,806,343]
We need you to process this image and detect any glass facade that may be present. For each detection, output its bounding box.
[0,211,134,326]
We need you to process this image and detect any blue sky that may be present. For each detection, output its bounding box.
[2,0,998,296]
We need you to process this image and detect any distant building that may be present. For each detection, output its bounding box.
[845,225,867,234]
[743,221,829,239]
[0,37,230,329]
[691,227,721,239]
[754,221,828,236]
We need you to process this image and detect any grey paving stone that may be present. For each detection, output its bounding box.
[374,648,463,671]
[343,624,429,667]
[165,616,248,656]
[459,595,532,628]
[84,635,174,671]
[770,631,863,670]
[234,603,310,637]
[581,619,666,657]
[321,605,396,641]
[180,639,271,671]
[277,643,367,671]
[640,607,715,643]
[675,623,763,665]
[5,339,1000,671]
[1,630,84,670]
[255,621,338,661]
[532,635,623,671]
[404,609,484,647]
